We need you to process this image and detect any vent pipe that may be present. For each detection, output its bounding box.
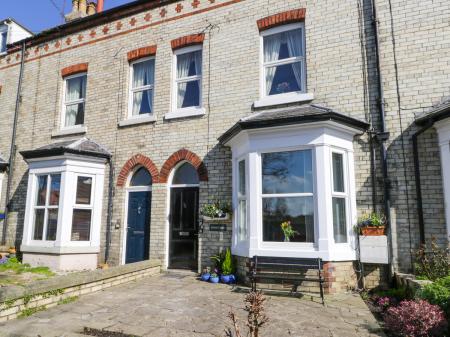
[97,0,104,12]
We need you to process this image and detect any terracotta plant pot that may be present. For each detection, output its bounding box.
[8,247,16,254]
[360,226,385,236]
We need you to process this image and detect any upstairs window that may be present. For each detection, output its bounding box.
[262,23,305,97]
[63,73,87,128]
[129,58,155,117]
[174,46,202,110]
[0,30,7,53]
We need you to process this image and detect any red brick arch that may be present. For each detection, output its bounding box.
[117,154,160,186]
[159,149,208,183]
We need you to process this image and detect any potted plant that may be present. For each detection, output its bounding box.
[210,270,220,283]
[201,267,211,281]
[201,201,231,220]
[280,221,298,242]
[357,213,386,236]
[220,249,235,284]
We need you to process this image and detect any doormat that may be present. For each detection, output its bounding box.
[83,327,139,337]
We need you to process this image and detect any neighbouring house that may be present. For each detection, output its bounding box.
[0,18,33,55]
[0,0,449,293]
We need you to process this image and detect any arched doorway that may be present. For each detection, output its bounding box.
[124,167,152,264]
[168,162,199,270]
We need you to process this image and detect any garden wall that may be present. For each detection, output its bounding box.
[0,259,161,322]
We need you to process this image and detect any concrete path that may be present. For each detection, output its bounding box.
[0,272,384,337]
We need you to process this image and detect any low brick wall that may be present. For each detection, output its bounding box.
[394,272,432,297]
[0,259,161,322]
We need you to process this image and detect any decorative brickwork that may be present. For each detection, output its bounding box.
[127,45,157,62]
[159,149,208,183]
[257,8,306,31]
[117,154,160,186]
[61,63,88,77]
[170,33,205,50]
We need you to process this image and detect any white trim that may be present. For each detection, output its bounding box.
[61,73,87,130]
[435,119,450,243]
[164,107,205,120]
[118,115,156,127]
[52,126,87,137]
[254,92,314,108]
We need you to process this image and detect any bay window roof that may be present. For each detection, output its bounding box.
[415,98,450,126]
[218,104,369,144]
[20,138,111,160]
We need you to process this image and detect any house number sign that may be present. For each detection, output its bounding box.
[209,224,227,232]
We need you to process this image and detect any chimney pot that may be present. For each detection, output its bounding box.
[79,0,88,14]
[87,2,97,15]
[97,0,104,13]
[72,0,80,12]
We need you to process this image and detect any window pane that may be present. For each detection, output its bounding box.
[238,160,246,195]
[332,197,347,243]
[177,50,202,78]
[36,176,48,206]
[238,199,247,241]
[172,163,199,185]
[49,174,61,206]
[262,196,314,242]
[76,176,92,205]
[66,75,86,102]
[0,32,7,53]
[65,102,85,126]
[332,153,345,193]
[177,80,200,108]
[33,209,45,240]
[262,150,313,194]
[132,89,153,115]
[266,62,302,95]
[130,167,152,186]
[46,209,58,241]
[263,28,303,62]
[132,59,155,88]
[71,209,92,241]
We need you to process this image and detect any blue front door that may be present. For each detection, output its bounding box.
[126,191,151,264]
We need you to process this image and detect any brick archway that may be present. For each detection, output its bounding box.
[117,154,160,186]
[159,149,208,183]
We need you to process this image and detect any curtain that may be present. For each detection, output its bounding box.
[132,60,154,115]
[286,29,303,91]
[176,51,201,108]
[263,35,281,95]
[65,76,85,126]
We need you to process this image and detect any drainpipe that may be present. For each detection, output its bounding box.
[370,0,394,276]
[2,41,26,245]
[412,120,433,246]
[104,157,114,263]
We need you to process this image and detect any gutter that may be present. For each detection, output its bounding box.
[2,41,25,245]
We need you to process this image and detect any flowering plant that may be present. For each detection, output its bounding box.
[280,221,298,242]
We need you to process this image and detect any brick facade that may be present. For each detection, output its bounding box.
[0,0,448,288]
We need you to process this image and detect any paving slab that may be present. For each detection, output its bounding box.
[0,273,384,337]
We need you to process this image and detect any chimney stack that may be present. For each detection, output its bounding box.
[65,0,101,22]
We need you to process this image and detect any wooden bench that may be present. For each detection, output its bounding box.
[249,256,325,304]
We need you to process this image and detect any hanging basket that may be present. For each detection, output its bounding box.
[360,226,385,236]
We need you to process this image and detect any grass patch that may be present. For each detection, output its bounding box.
[58,296,78,305]
[0,257,54,276]
[18,305,47,318]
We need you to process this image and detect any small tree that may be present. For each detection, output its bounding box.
[225,291,269,337]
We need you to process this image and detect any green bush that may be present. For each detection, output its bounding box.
[374,287,408,301]
[414,239,449,281]
[221,249,234,275]
[418,275,450,318]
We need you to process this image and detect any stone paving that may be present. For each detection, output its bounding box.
[0,272,384,337]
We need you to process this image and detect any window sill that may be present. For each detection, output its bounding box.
[164,107,205,120]
[253,92,314,108]
[52,126,87,138]
[118,115,156,127]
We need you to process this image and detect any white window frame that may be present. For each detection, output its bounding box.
[70,174,95,242]
[254,23,313,108]
[61,72,87,131]
[165,45,205,120]
[260,146,316,247]
[127,56,156,121]
[330,149,349,244]
[0,28,8,54]
[31,174,61,242]
[237,158,248,242]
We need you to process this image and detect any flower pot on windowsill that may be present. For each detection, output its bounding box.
[360,226,385,236]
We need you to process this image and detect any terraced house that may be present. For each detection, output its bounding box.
[0,0,449,292]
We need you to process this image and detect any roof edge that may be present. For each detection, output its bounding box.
[20,148,111,161]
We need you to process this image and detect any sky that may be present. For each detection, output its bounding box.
[2,0,134,34]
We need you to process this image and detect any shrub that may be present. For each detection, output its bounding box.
[374,287,408,301]
[383,300,448,337]
[414,239,449,281]
[221,249,234,275]
[418,276,450,319]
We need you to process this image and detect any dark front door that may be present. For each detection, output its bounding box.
[126,191,151,264]
[169,187,199,269]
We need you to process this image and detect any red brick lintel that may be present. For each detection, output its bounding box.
[127,45,157,62]
[61,63,89,77]
[257,9,306,31]
[170,33,205,50]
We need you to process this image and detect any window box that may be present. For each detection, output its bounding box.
[360,226,386,236]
